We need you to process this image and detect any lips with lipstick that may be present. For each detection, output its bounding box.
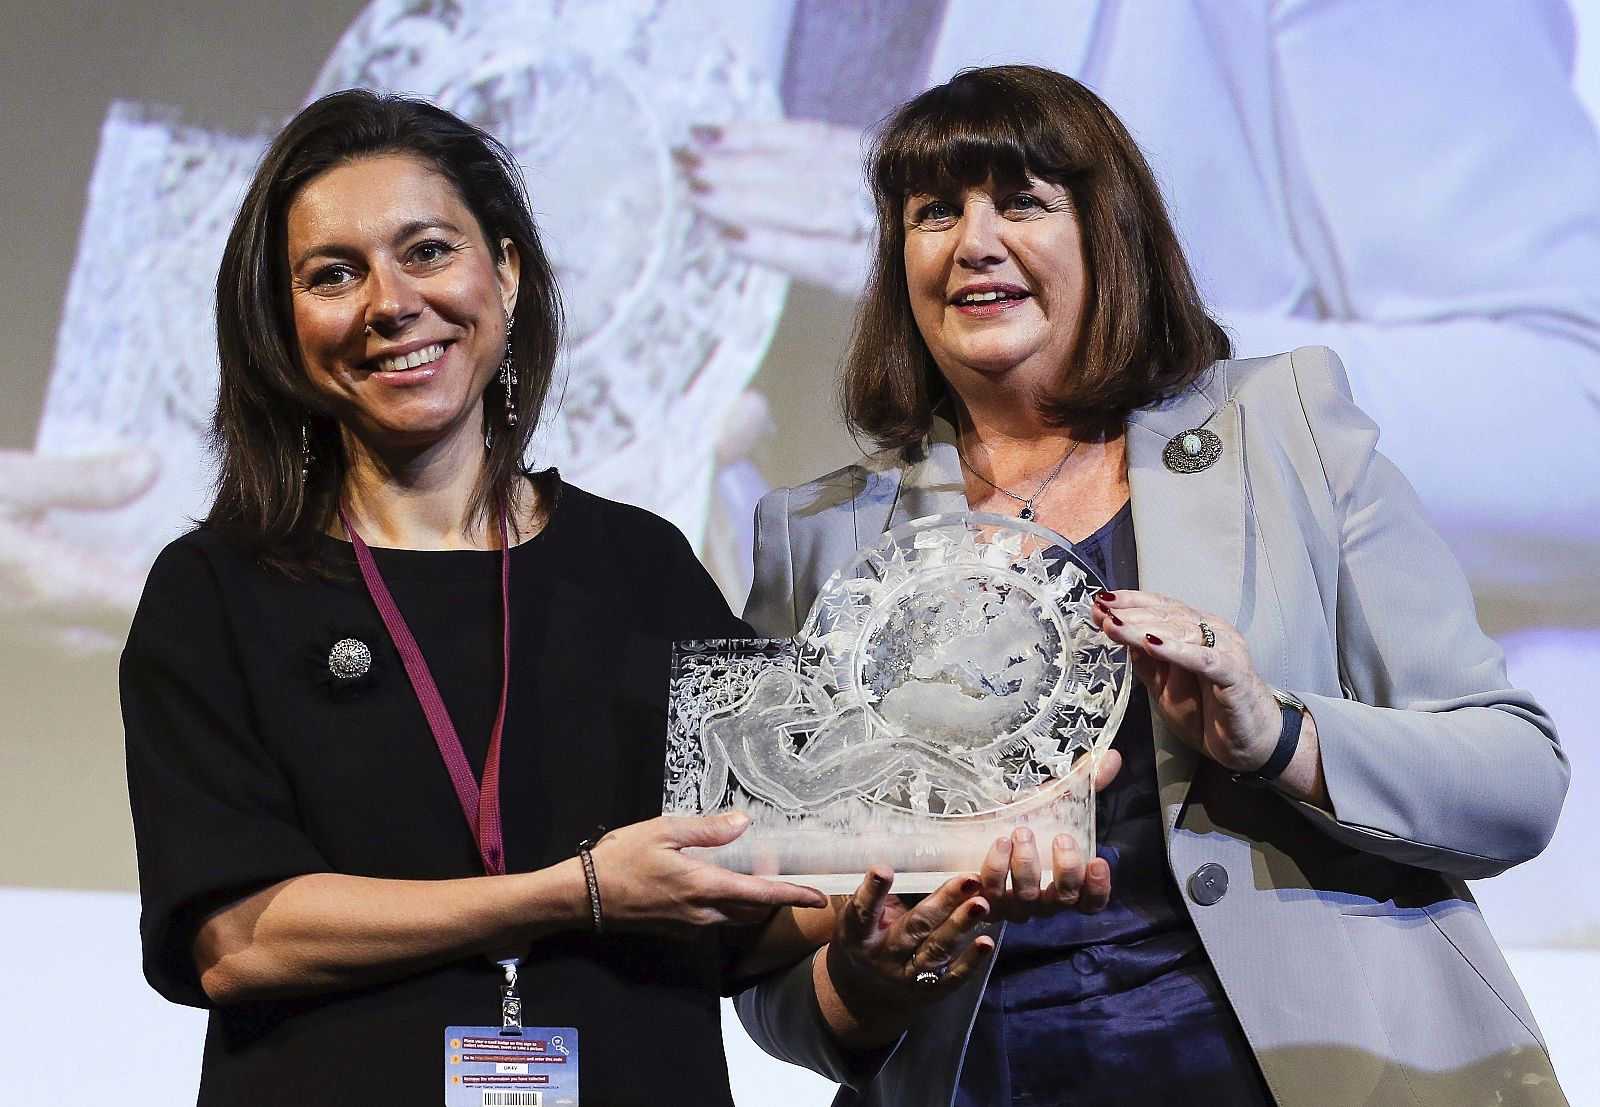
[369,342,449,374]
[951,284,1031,315]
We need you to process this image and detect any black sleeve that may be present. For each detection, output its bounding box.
[665,523,753,642]
[121,537,331,1007]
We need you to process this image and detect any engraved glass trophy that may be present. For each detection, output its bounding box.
[664,513,1131,893]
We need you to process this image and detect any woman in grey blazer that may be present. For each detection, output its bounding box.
[735,66,1569,1106]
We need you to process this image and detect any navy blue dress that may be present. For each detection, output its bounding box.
[953,503,1274,1106]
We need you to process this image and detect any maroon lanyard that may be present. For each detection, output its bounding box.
[339,506,513,877]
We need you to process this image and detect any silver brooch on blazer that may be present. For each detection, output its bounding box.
[1162,427,1222,473]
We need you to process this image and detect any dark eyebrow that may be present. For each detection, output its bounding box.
[394,218,466,243]
[290,218,468,271]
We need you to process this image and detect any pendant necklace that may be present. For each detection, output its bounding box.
[956,432,1082,522]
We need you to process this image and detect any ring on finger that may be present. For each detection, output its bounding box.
[914,969,943,987]
[1197,621,1216,648]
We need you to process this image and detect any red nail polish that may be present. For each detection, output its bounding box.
[1145,633,1164,645]
[960,877,980,895]
[1110,614,1124,626]
[1097,591,1117,602]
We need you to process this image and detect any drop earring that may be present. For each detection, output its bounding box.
[499,315,517,428]
[300,422,312,483]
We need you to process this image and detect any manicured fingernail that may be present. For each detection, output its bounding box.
[1097,591,1116,602]
[1109,614,1124,626]
[1145,633,1163,645]
[968,900,989,919]
[960,877,981,895]
[691,124,723,145]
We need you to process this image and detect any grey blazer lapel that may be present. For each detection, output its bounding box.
[884,414,968,530]
[1125,367,1246,827]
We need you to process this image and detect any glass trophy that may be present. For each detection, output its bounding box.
[664,512,1131,893]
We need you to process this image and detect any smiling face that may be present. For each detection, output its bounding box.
[285,152,520,461]
[902,177,1087,403]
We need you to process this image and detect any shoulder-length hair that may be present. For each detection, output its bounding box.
[207,88,562,574]
[843,65,1230,447]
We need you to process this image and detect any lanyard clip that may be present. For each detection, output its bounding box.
[498,957,522,1030]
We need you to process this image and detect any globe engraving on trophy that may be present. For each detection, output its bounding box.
[861,564,1067,757]
[664,513,1132,892]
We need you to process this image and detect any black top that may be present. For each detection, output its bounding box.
[956,503,1271,1106]
[122,479,748,1107]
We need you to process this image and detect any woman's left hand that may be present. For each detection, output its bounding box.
[1092,590,1284,775]
[977,748,1123,923]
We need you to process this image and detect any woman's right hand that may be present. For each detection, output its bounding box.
[678,120,872,296]
[587,813,827,939]
[814,867,995,1049]
[193,813,821,1004]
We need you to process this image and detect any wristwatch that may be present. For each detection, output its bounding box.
[1232,688,1307,788]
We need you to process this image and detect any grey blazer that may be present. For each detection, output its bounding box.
[735,348,1570,1107]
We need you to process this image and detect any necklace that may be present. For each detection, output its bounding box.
[956,432,1082,522]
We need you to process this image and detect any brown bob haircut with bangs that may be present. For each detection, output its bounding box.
[843,65,1230,447]
[208,89,562,576]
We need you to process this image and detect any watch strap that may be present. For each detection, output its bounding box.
[1233,689,1305,787]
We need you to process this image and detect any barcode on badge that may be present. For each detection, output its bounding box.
[481,1093,542,1106]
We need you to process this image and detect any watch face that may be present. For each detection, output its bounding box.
[1271,688,1308,713]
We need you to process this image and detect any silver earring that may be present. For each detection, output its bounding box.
[300,422,312,483]
[499,316,517,428]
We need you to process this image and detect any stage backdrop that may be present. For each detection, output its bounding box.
[3,2,1598,1102]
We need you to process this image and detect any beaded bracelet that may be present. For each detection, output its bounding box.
[576,838,604,934]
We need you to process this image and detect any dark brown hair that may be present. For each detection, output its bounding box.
[843,65,1230,447]
[208,89,561,574]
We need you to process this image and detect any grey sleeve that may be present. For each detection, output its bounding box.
[744,485,802,637]
[1282,346,1570,878]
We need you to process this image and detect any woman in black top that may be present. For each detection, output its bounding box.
[121,89,827,1106]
